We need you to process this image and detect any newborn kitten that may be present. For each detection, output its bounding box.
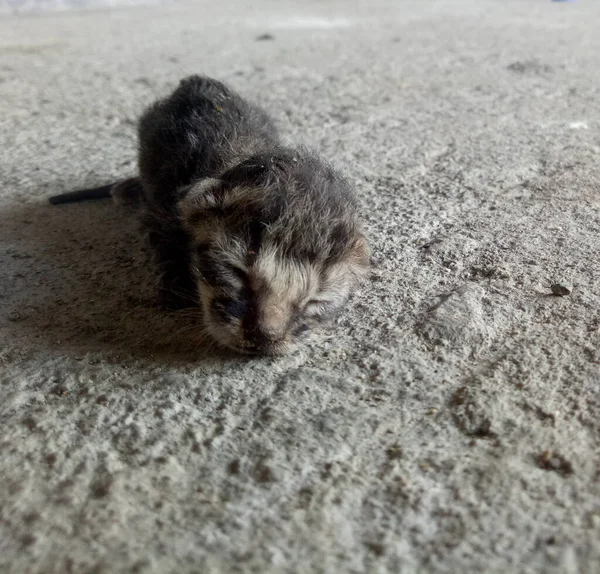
[49,75,370,355]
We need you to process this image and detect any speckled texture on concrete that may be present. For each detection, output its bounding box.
[1,1,599,572]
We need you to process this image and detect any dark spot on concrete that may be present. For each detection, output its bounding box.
[259,407,273,424]
[23,512,39,525]
[228,459,240,475]
[535,450,573,477]
[253,461,276,483]
[365,389,390,404]
[90,469,114,498]
[550,284,570,296]
[419,236,443,250]
[20,533,36,547]
[297,487,313,509]
[470,419,493,438]
[469,265,498,280]
[22,415,37,431]
[321,462,333,480]
[154,456,167,464]
[385,444,403,460]
[50,385,68,396]
[256,33,275,41]
[507,60,553,75]
[96,394,108,405]
[365,541,385,556]
[44,453,57,467]
[131,559,152,573]
[448,387,496,439]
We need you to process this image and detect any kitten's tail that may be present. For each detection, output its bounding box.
[49,177,142,207]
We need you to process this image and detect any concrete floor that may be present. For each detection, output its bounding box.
[1,0,599,572]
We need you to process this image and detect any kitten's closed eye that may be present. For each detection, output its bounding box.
[195,246,247,289]
[304,299,335,318]
[212,297,248,322]
[229,266,248,283]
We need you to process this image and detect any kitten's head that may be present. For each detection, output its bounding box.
[178,150,370,355]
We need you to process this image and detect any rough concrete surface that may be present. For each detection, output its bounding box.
[1,0,599,572]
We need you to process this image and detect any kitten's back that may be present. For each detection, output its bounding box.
[138,75,279,209]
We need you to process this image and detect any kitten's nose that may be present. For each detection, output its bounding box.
[245,303,287,349]
[245,324,285,347]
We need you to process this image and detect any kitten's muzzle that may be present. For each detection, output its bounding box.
[244,324,285,350]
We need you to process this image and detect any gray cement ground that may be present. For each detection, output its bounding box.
[1,0,599,572]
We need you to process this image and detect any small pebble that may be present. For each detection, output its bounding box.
[551,284,570,297]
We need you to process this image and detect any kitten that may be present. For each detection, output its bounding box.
[50,75,370,355]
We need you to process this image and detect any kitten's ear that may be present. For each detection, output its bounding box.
[177,178,223,229]
[348,233,371,279]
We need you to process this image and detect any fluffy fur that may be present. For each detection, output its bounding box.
[50,75,370,355]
